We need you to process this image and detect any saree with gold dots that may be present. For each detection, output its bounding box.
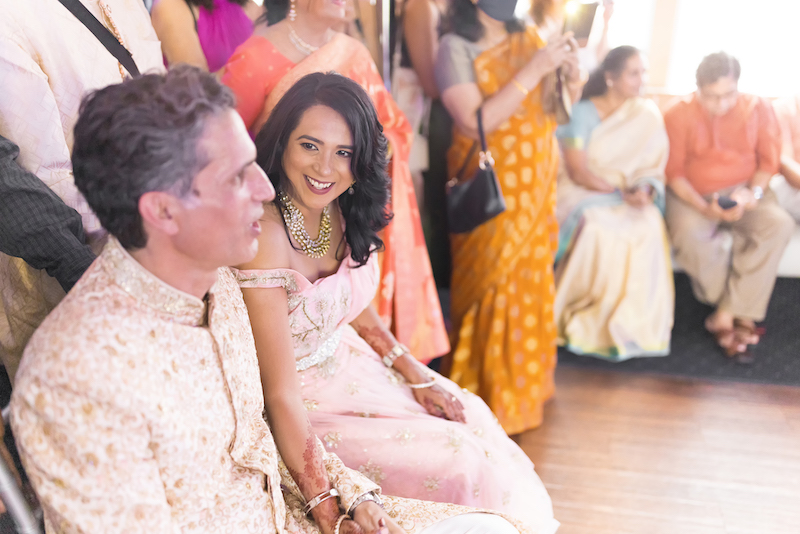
[446,27,560,435]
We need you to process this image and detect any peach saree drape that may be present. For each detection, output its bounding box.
[447,27,560,435]
[226,33,448,362]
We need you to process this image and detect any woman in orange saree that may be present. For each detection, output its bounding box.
[437,0,578,434]
[222,0,448,362]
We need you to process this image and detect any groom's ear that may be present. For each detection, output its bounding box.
[139,191,183,237]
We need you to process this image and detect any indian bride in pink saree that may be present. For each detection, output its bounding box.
[233,72,559,534]
[222,0,448,363]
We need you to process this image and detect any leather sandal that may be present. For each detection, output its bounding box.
[727,329,755,365]
[708,328,754,365]
[734,318,766,339]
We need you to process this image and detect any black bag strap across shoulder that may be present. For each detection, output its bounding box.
[57,0,140,77]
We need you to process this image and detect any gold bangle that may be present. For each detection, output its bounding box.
[511,78,529,96]
[333,514,350,534]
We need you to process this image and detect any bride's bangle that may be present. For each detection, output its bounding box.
[334,514,350,534]
[348,491,384,516]
[408,379,436,389]
[303,488,340,516]
[382,343,410,368]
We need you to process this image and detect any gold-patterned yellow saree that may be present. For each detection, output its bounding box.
[447,27,560,435]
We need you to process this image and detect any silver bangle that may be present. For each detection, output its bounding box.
[382,343,409,368]
[408,379,436,389]
[303,488,340,516]
[347,491,384,516]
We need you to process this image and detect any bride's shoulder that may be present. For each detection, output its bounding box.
[239,202,292,270]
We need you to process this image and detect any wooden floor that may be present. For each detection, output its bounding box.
[516,367,800,534]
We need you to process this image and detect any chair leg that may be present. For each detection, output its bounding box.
[0,400,42,534]
[0,455,42,534]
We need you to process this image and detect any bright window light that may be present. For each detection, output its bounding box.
[666,0,799,97]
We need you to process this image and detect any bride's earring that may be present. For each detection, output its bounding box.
[289,0,297,22]
[348,184,355,195]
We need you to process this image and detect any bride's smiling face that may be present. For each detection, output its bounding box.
[281,104,355,212]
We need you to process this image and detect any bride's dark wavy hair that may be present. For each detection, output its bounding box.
[254,72,392,267]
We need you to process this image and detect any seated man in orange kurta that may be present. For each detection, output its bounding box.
[663,51,794,364]
[772,95,800,221]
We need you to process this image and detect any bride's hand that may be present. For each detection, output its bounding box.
[351,503,403,534]
[413,385,466,423]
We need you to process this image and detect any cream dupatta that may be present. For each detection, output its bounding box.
[556,97,669,261]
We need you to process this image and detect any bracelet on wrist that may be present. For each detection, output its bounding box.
[303,488,340,516]
[408,379,436,390]
[347,491,384,516]
[382,343,410,368]
[333,514,350,534]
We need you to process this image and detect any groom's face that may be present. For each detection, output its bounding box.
[170,110,275,270]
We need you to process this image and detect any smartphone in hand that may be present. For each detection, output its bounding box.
[717,196,738,210]
[563,2,599,44]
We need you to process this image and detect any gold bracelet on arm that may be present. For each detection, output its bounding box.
[334,514,350,534]
[511,78,529,96]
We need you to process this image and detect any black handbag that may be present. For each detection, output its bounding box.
[446,108,506,234]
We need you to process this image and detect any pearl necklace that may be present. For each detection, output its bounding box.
[279,192,332,259]
[287,24,320,56]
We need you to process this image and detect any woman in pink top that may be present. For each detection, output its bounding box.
[151,0,263,73]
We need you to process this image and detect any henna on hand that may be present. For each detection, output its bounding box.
[285,426,340,534]
[351,323,395,357]
[414,386,466,423]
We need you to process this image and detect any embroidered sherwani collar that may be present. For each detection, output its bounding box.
[101,237,214,326]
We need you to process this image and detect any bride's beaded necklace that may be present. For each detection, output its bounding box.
[278,192,332,259]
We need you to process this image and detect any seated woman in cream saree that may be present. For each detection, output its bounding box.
[555,46,673,361]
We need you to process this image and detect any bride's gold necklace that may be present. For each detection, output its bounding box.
[279,192,332,259]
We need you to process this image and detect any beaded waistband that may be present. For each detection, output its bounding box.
[295,329,343,371]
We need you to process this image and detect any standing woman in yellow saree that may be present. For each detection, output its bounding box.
[436,0,579,434]
[222,0,449,362]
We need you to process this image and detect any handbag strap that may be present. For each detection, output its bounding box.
[477,107,489,153]
[453,107,490,181]
[454,142,479,181]
[57,0,140,77]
